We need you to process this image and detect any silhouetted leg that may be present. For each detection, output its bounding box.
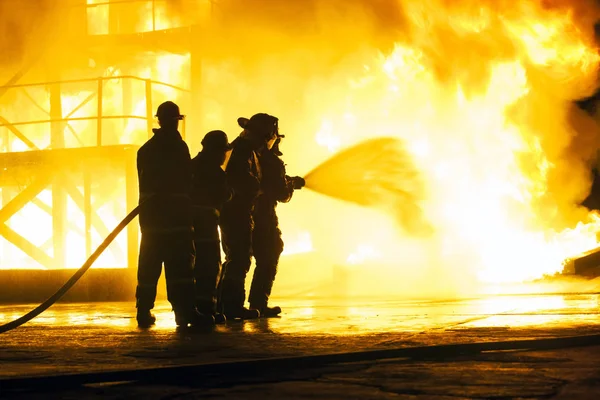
[192,212,222,314]
[163,232,196,316]
[249,218,269,309]
[194,239,222,314]
[216,233,229,315]
[136,233,163,311]
[261,231,284,304]
[249,222,283,311]
[220,212,254,317]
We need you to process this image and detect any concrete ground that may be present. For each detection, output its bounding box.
[2,292,600,398]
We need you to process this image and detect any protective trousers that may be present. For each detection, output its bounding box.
[219,208,253,314]
[135,231,196,313]
[193,208,223,315]
[249,208,283,309]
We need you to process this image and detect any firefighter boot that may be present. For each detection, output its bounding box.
[174,308,215,327]
[222,296,259,319]
[222,304,260,320]
[221,279,260,320]
[196,299,227,325]
[136,309,156,328]
[189,311,216,327]
[252,305,282,318]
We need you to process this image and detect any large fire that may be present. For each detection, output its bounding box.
[300,0,600,289]
[2,0,600,298]
[309,3,600,283]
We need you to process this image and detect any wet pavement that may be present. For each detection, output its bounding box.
[2,291,600,398]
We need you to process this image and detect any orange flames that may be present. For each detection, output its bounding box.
[311,0,600,285]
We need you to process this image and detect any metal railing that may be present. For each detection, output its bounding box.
[86,0,161,32]
[82,0,213,35]
[0,75,189,151]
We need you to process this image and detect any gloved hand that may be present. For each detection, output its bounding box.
[290,176,306,190]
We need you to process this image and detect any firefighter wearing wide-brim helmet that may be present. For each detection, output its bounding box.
[218,113,279,320]
[237,113,280,150]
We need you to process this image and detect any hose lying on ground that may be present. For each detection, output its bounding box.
[0,206,141,334]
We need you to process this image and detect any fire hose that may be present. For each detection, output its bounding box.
[0,205,141,334]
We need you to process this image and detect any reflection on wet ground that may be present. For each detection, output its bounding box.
[2,293,600,334]
[1,293,600,378]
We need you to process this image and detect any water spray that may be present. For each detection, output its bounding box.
[302,137,432,235]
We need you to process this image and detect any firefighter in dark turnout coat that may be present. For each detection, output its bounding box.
[135,101,214,328]
[191,130,233,324]
[219,113,279,319]
[249,137,305,317]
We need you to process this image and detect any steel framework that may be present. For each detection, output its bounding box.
[0,76,189,269]
[0,0,199,269]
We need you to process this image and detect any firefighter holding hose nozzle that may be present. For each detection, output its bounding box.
[219,113,279,320]
[249,135,304,317]
[135,101,215,328]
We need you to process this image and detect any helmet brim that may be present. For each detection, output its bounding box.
[237,117,250,129]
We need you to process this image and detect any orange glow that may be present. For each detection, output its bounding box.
[302,0,600,287]
[2,0,600,300]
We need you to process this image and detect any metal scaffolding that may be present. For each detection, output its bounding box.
[0,76,189,269]
[0,0,203,269]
